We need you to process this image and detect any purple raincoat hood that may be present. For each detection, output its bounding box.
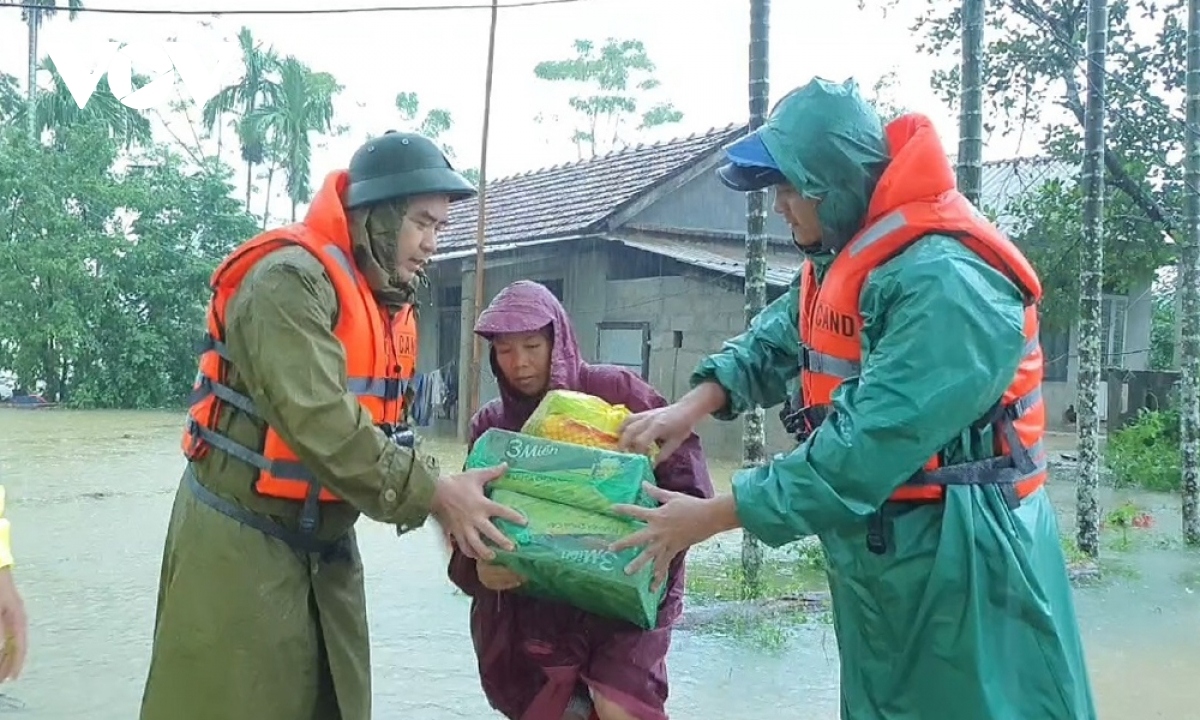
[474,280,582,423]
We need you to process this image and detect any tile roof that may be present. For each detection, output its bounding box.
[436,123,748,252]
[609,234,802,288]
[977,156,1075,234]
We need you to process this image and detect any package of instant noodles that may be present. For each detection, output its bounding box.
[521,389,658,461]
[466,427,665,629]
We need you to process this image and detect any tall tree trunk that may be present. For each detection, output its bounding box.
[26,9,39,142]
[262,165,275,230]
[957,0,984,205]
[1076,0,1108,558]
[739,0,770,599]
[1180,0,1200,546]
[245,161,254,211]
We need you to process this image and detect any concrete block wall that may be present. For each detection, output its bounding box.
[603,274,795,460]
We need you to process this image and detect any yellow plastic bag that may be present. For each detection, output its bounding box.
[521,389,658,460]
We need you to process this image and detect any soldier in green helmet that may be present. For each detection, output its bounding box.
[139,132,525,720]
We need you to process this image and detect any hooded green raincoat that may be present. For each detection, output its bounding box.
[139,176,439,720]
[697,79,1097,719]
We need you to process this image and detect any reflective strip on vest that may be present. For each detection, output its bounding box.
[325,243,355,279]
[803,349,861,379]
[802,335,1040,381]
[847,210,908,257]
[847,203,990,259]
[346,377,410,401]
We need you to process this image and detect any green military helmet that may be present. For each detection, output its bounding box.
[344,130,477,209]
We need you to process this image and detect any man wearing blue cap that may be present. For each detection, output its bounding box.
[611,78,1096,719]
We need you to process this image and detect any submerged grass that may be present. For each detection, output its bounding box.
[682,538,831,650]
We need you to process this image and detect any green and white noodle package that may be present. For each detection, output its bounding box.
[465,428,666,629]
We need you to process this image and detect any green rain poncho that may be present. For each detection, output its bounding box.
[697,79,1097,720]
[139,176,440,720]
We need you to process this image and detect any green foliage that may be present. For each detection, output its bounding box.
[874,0,1182,310]
[393,91,479,184]
[246,56,341,221]
[1106,408,1181,493]
[533,38,682,158]
[866,71,912,122]
[686,539,828,603]
[1151,288,1176,370]
[0,120,257,408]
[1011,177,1174,331]
[1103,501,1151,551]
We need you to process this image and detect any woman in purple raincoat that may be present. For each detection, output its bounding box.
[447,280,713,720]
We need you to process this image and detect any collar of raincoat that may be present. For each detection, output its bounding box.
[474,280,583,424]
[346,199,420,308]
[755,77,892,254]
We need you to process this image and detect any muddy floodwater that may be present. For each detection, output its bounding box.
[0,409,1196,718]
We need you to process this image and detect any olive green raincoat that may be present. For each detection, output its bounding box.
[697,79,1097,719]
[140,192,439,720]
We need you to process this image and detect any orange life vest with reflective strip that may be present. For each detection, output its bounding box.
[798,190,1048,503]
[180,220,417,505]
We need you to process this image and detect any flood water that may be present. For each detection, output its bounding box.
[0,408,1195,718]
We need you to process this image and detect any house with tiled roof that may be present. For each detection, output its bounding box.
[417,126,1152,456]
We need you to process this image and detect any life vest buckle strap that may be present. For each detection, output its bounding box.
[865,512,887,555]
[194,333,233,362]
[906,451,1046,492]
[1007,385,1042,418]
[189,420,317,483]
[184,466,349,562]
[999,418,1040,476]
[299,483,321,535]
[189,376,259,418]
[971,385,1042,432]
[347,377,409,401]
[382,424,415,449]
[780,403,828,444]
[971,400,1006,432]
[907,456,1022,487]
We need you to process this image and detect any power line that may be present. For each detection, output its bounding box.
[2,0,590,16]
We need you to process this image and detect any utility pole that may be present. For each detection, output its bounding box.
[467,0,500,422]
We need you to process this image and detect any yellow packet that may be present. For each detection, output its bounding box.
[521,389,659,461]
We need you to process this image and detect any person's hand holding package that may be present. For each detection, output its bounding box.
[431,463,527,561]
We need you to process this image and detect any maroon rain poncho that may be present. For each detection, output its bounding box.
[447,280,713,720]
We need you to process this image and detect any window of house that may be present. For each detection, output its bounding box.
[1040,327,1070,382]
[437,285,462,309]
[596,322,650,380]
[541,278,564,301]
[1101,294,1128,369]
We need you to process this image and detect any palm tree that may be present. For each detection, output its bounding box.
[26,58,152,147]
[247,57,340,223]
[201,27,280,211]
[0,0,85,139]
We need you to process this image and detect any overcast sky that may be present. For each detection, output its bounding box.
[0,0,1042,221]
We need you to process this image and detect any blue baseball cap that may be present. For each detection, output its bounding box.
[716,131,787,191]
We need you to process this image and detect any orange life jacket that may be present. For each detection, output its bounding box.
[797,124,1047,506]
[181,171,417,513]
